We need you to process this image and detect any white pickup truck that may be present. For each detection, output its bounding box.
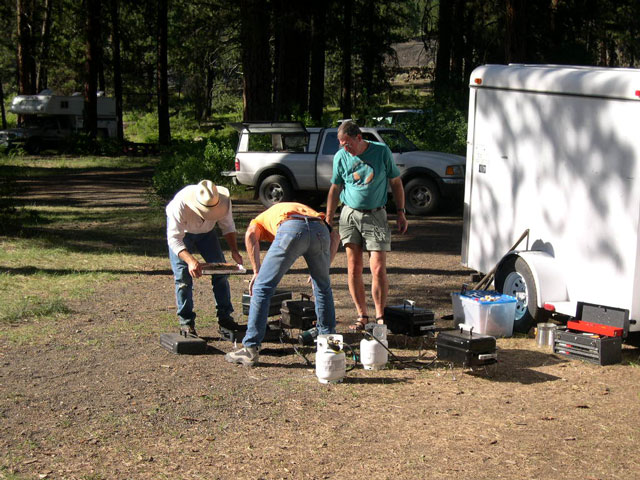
[224,122,466,215]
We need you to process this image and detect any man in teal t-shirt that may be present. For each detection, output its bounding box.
[326,121,408,331]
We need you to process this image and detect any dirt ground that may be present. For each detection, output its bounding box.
[1,168,640,480]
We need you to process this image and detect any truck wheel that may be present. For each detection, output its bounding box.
[258,174,293,208]
[404,177,440,215]
[495,256,539,333]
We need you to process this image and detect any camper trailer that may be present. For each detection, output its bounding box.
[0,91,117,153]
[462,64,640,335]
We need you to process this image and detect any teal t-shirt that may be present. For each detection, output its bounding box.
[330,141,400,210]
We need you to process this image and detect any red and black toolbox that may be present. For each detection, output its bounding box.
[436,328,497,367]
[384,300,435,336]
[280,294,317,330]
[160,331,207,355]
[553,302,627,365]
[242,289,292,317]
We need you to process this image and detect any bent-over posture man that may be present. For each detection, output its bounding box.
[225,202,340,366]
[166,180,243,336]
[326,120,408,331]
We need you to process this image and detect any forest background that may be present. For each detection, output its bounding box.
[2,0,640,198]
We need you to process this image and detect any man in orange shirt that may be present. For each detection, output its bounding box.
[225,202,340,366]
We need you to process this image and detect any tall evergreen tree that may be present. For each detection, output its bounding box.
[239,0,272,120]
[84,0,101,138]
[110,0,124,142]
[157,0,170,145]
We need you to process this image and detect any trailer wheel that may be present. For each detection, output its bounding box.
[404,177,440,215]
[258,174,293,208]
[495,256,538,333]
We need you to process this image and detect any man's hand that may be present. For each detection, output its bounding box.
[178,249,202,279]
[397,212,408,234]
[187,258,202,278]
[231,250,244,265]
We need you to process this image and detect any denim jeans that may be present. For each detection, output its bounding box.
[242,218,336,348]
[168,229,234,326]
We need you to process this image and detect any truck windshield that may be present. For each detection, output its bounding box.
[377,130,418,153]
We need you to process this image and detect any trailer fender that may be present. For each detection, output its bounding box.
[497,250,569,308]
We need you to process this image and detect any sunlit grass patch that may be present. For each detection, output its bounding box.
[0,155,159,176]
[0,296,71,324]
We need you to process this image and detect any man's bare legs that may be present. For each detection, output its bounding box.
[370,250,387,320]
[345,243,368,322]
[346,245,388,324]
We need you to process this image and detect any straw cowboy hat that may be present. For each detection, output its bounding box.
[185,180,230,220]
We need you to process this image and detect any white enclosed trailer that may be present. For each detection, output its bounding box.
[462,64,640,334]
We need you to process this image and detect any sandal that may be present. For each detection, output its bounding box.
[376,317,385,325]
[348,315,369,331]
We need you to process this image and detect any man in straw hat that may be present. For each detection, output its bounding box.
[166,180,243,336]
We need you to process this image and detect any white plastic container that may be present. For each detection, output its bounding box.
[360,325,388,370]
[456,290,517,337]
[451,292,465,327]
[315,334,346,384]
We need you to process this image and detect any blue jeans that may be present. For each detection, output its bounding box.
[242,219,336,348]
[168,229,234,326]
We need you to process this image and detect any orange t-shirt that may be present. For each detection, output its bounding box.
[250,202,325,243]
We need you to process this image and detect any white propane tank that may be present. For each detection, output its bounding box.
[360,324,388,370]
[315,334,346,384]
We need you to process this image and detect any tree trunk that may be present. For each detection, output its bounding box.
[16,0,35,95]
[205,67,214,119]
[309,0,326,124]
[239,0,272,121]
[272,0,311,120]
[450,0,465,90]
[110,0,124,142]
[360,0,375,102]
[0,80,6,130]
[434,0,452,99]
[505,0,527,63]
[84,0,101,138]
[157,0,171,145]
[36,0,53,93]
[340,0,352,119]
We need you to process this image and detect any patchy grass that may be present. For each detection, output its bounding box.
[0,155,163,344]
[0,155,159,177]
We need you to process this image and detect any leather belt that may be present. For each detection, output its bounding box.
[282,215,325,223]
[351,206,385,213]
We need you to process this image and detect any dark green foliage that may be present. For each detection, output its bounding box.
[152,131,238,199]
[401,96,468,156]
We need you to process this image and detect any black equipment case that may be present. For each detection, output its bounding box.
[159,332,207,355]
[242,289,292,317]
[384,300,435,336]
[554,330,622,365]
[436,328,497,366]
[280,294,316,330]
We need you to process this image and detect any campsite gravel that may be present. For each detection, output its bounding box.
[1,167,639,480]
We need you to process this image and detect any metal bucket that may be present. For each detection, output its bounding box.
[535,323,557,349]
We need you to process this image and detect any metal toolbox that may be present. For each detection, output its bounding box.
[384,300,435,336]
[242,289,292,317]
[159,332,207,355]
[280,294,316,329]
[553,330,622,365]
[436,328,497,366]
[575,301,629,336]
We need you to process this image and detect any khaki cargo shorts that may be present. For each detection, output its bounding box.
[339,205,391,252]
